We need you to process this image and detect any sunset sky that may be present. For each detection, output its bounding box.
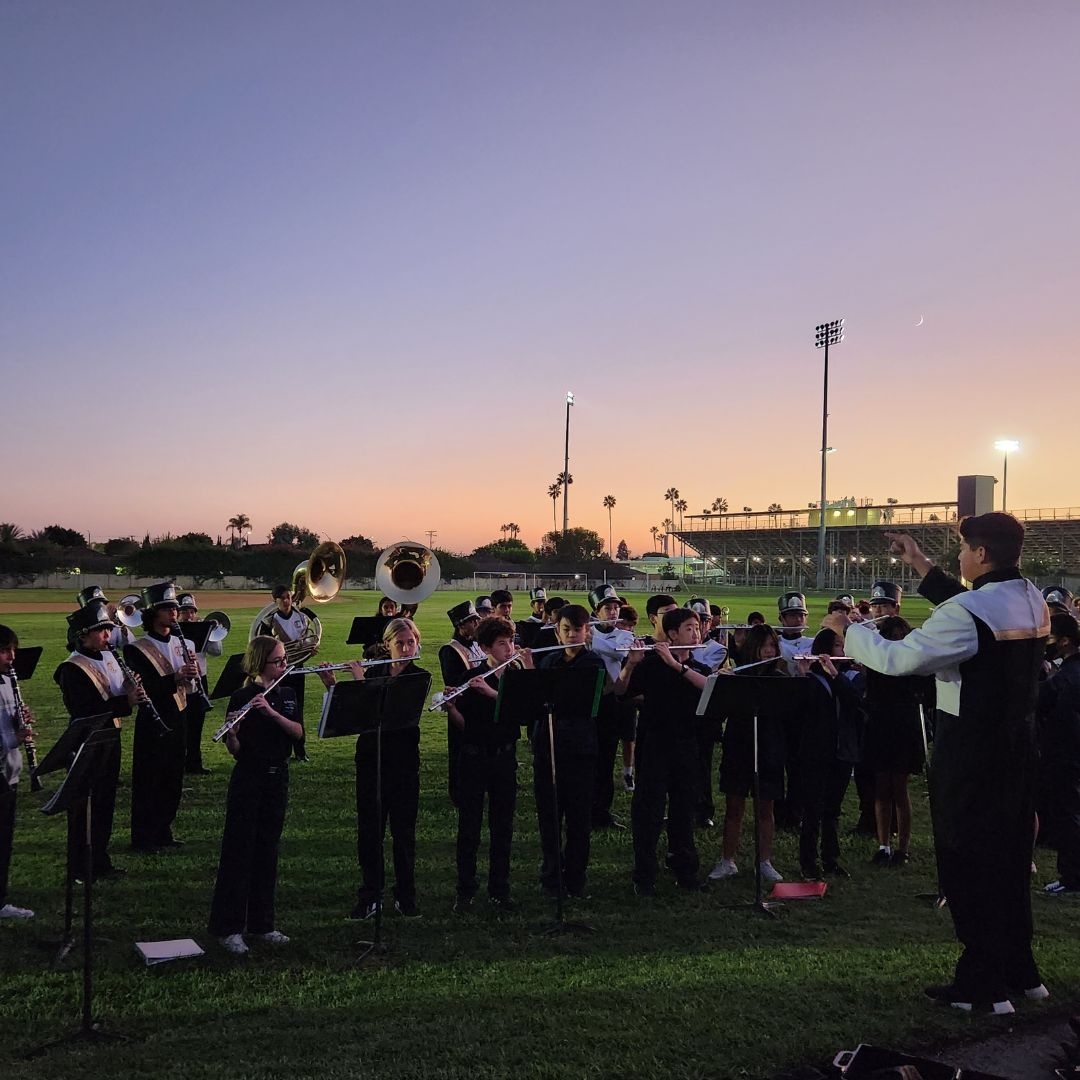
[4,1,1078,556]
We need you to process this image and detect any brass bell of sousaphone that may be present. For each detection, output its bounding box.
[291,540,347,607]
[374,541,441,605]
[115,593,144,629]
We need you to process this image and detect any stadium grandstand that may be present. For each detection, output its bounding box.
[670,499,1080,593]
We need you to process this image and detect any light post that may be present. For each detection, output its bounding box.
[994,439,1019,511]
[814,319,844,590]
[562,391,574,533]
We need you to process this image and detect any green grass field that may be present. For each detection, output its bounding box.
[1,589,1076,1079]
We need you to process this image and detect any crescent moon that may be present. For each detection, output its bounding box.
[916,315,924,326]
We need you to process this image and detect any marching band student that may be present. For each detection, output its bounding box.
[439,600,486,806]
[209,635,305,955]
[124,583,198,853]
[475,596,494,617]
[0,625,35,920]
[76,585,133,649]
[686,598,726,828]
[616,608,710,895]
[378,597,399,617]
[530,596,567,651]
[587,584,631,830]
[526,588,547,624]
[862,615,933,867]
[253,584,318,762]
[709,625,788,883]
[776,592,810,674]
[445,616,530,913]
[616,605,640,790]
[796,628,865,881]
[335,618,427,920]
[177,592,222,775]
[640,594,679,646]
[490,589,514,622]
[532,604,606,899]
[56,601,141,881]
[728,610,767,667]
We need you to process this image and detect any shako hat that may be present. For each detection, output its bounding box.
[778,591,808,615]
[67,599,115,638]
[142,582,179,610]
[447,600,483,627]
[685,597,711,618]
[76,585,108,607]
[588,584,622,611]
[177,592,198,611]
[530,587,547,603]
[1043,586,1074,611]
[868,581,902,606]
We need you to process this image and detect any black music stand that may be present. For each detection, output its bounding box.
[697,674,812,919]
[514,620,544,648]
[913,696,947,909]
[210,654,248,700]
[176,620,213,651]
[346,616,392,647]
[29,721,125,1055]
[318,671,431,963]
[13,644,43,681]
[497,665,604,936]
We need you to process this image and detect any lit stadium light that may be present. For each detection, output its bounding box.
[993,438,1020,510]
[814,318,845,589]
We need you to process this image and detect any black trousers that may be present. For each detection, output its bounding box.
[0,780,15,907]
[798,758,852,870]
[355,738,419,906]
[208,761,288,937]
[455,744,517,899]
[447,719,462,807]
[284,673,307,761]
[631,737,700,887]
[533,750,594,894]
[67,735,121,874]
[185,677,211,771]
[591,695,621,825]
[130,707,187,849]
[695,721,717,823]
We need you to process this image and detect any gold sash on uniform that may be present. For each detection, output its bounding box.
[131,638,187,711]
[64,654,115,702]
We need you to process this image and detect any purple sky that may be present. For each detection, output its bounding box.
[4,1,1078,555]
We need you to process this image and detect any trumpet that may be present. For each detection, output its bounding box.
[5,666,42,793]
[212,667,295,743]
[292,654,422,675]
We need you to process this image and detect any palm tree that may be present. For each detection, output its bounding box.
[547,481,563,533]
[661,517,673,555]
[500,523,510,541]
[507,523,520,540]
[603,495,616,556]
[650,525,659,551]
[711,497,728,514]
[767,502,782,527]
[674,498,687,529]
[227,513,251,549]
[0,523,24,544]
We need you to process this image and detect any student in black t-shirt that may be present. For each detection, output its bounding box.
[208,635,305,955]
[445,616,530,913]
[616,608,710,895]
[532,604,606,898]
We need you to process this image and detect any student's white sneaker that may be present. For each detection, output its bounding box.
[622,769,635,792]
[219,933,249,954]
[759,860,784,883]
[252,930,290,945]
[0,903,34,919]
[708,857,738,881]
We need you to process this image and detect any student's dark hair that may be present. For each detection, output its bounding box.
[710,604,723,617]
[1050,612,1080,646]
[556,603,590,629]
[476,616,516,649]
[856,600,872,615]
[661,608,698,635]
[377,596,397,612]
[271,584,291,600]
[958,512,1025,569]
[619,604,638,624]
[0,624,18,649]
[646,594,677,618]
[877,615,913,641]
[744,624,779,664]
[544,596,567,616]
[810,628,839,655]
[490,589,513,606]
[746,611,765,625]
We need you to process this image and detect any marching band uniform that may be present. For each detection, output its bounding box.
[254,594,317,762]
[439,601,485,807]
[776,592,810,830]
[0,646,31,919]
[178,593,222,775]
[844,554,1049,1007]
[124,583,190,851]
[686,598,725,827]
[56,601,133,879]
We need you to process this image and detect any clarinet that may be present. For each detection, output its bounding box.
[172,620,213,710]
[6,668,42,793]
[108,645,171,735]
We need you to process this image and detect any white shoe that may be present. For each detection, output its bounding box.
[219,933,249,954]
[253,930,290,945]
[622,770,635,793]
[0,903,34,920]
[708,857,738,881]
[759,860,783,883]
[1019,983,1050,1001]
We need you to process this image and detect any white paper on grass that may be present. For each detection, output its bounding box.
[135,938,205,965]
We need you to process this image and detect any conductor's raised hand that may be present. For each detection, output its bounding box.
[884,532,934,576]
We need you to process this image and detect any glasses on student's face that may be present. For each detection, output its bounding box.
[267,656,288,666]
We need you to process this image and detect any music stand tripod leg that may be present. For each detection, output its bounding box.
[751,710,780,918]
[541,709,593,936]
[356,719,387,964]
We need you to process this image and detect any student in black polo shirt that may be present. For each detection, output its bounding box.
[208,635,305,955]
[616,608,710,895]
[446,616,529,913]
[532,604,606,898]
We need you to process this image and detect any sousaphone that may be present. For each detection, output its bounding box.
[374,541,441,605]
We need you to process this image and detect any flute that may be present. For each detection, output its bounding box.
[428,643,582,711]
[616,643,713,653]
[291,653,421,675]
[212,667,295,743]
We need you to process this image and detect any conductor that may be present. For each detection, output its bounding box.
[824,513,1049,1015]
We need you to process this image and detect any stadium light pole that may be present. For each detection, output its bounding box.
[994,439,1019,511]
[814,319,844,590]
[562,391,574,533]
